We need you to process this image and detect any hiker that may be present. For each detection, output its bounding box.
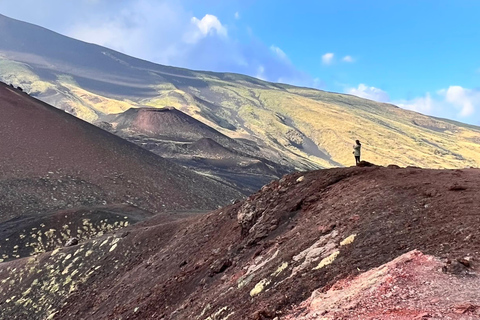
[353,140,361,164]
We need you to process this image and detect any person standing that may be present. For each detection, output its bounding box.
[353,140,361,164]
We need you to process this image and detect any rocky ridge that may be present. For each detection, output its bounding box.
[1,165,479,319]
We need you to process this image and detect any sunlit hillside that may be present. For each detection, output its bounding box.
[1,13,480,169]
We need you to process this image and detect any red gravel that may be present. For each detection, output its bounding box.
[285,250,480,319]
[1,165,479,319]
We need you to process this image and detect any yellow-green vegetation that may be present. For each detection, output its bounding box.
[313,250,340,270]
[237,273,255,289]
[246,261,290,297]
[62,83,133,115]
[0,59,53,93]
[1,218,131,262]
[271,262,289,277]
[250,278,271,297]
[3,57,480,169]
[340,234,356,246]
[0,235,123,319]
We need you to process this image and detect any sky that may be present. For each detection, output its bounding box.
[0,0,479,125]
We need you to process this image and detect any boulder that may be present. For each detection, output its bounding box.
[65,237,79,247]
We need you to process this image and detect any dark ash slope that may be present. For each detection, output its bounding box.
[0,82,242,222]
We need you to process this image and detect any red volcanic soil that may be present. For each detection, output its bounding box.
[111,107,239,146]
[0,83,242,220]
[1,166,479,319]
[285,250,480,319]
[106,107,291,193]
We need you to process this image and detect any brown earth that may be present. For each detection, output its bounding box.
[284,250,480,319]
[102,107,292,193]
[106,108,243,150]
[0,204,154,262]
[0,82,243,221]
[1,165,479,319]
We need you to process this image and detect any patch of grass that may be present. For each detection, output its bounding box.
[0,59,53,93]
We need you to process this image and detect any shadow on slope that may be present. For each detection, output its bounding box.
[0,82,242,223]
[102,107,293,193]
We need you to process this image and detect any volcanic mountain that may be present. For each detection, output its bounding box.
[1,13,480,171]
[1,165,479,319]
[101,107,291,192]
[0,82,242,215]
[105,107,242,147]
[0,81,243,259]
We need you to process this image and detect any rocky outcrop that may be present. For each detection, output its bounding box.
[285,250,480,319]
[64,238,78,247]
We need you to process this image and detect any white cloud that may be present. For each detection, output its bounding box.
[349,84,477,121]
[396,93,434,114]
[185,14,228,44]
[322,52,334,65]
[347,84,390,103]
[235,12,240,19]
[1,0,321,89]
[392,85,478,123]
[440,86,479,117]
[270,45,288,61]
[342,55,354,63]
[256,65,266,80]
[68,0,187,65]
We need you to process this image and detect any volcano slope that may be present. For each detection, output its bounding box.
[2,13,480,170]
[0,81,241,219]
[0,81,242,261]
[101,107,292,192]
[1,166,479,319]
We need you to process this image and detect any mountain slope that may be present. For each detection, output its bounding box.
[1,166,479,319]
[1,14,480,170]
[104,107,256,156]
[102,107,291,192]
[0,82,242,222]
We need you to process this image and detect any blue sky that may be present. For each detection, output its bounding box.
[0,0,479,124]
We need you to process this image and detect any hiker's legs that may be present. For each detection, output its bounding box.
[355,156,360,164]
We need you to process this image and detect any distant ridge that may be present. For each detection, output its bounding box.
[1,13,480,170]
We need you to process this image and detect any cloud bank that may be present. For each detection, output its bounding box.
[440,86,479,117]
[348,83,478,124]
[347,84,390,103]
[59,0,318,87]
